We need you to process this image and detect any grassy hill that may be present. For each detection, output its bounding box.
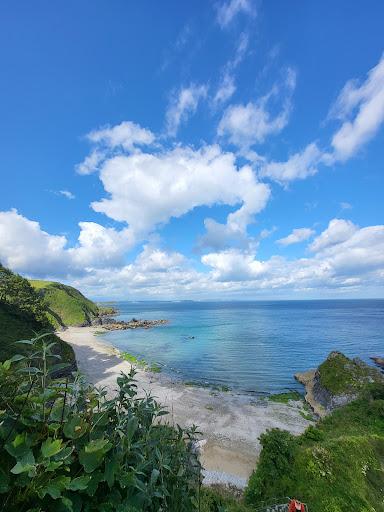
[244,355,384,512]
[29,280,100,328]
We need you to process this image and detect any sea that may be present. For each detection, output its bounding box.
[99,300,384,394]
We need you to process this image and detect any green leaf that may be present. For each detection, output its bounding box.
[67,475,91,491]
[48,363,70,375]
[79,439,111,473]
[10,450,35,475]
[9,353,26,363]
[104,456,118,488]
[63,416,87,439]
[150,468,160,486]
[41,438,63,458]
[39,475,70,499]
[14,339,34,345]
[5,432,32,458]
[126,416,138,442]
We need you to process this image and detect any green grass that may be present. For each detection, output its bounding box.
[269,391,303,404]
[29,280,99,327]
[120,351,162,373]
[245,383,384,512]
[318,351,381,396]
[0,302,75,365]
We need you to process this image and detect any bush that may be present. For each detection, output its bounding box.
[0,334,201,511]
[245,429,296,505]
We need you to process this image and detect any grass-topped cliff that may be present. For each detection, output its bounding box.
[0,265,75,365]
[199,353,384,512]
[29,279,100,328]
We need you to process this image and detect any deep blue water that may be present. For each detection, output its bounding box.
[100,300,384,394]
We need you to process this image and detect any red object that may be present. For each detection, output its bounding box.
[288,499,305,512]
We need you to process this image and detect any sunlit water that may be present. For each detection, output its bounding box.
[99,300,384,394]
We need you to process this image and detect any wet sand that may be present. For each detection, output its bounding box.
[58,326,311,488]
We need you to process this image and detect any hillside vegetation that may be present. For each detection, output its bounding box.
[0,265,75,365]
[29,280,100,328]
[244,356,384,512]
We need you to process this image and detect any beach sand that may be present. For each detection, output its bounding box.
[58,326,311,488]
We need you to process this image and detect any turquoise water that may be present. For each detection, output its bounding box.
[100,300,384,394]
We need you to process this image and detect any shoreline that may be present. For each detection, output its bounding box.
[57,326,312,488]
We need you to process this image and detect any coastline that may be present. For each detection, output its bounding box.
[57,326,312,488]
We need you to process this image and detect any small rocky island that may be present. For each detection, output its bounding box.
[93,316,168,330]
[295,351,383,417]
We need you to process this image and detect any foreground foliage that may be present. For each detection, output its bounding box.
[245,384,384,512]
[0,335,201,511]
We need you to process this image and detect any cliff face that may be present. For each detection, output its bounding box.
[296,351,383,416]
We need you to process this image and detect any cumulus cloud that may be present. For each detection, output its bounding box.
[216,0,255,28]
[276,227,315,246]
[75,121,155,175]
[87,121,155,151]
[0,209,70,275]
[329,54,384,161]
[0,210,135,276]
[261,143,322,184]
[91,144,270,239]
[166,84,208,136]
[218,68,296,148]
[309,218,358,253]
[76,149,105,175]
[201,219,384,292]
[1,209,383,298]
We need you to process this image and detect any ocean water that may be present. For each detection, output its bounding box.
[100,300,384,394]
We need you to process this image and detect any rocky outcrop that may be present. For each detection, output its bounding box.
[93,317,168,330]
[295,351,383,417]
[371,356,384,370]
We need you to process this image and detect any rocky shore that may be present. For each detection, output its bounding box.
[93,316,168,330]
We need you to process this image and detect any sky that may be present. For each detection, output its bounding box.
[0,0,384,300]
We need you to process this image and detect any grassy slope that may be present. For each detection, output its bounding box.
[318,351,381,395]
[244,356,384,512]
[0,303,75,364]
[29,280,99,328]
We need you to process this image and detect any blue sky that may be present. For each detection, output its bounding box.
[1,0,384,299]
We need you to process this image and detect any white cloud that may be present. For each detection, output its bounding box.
[87,121,155,151]
[91,144,270,238]
[309,219,358,253]
[214,73,237,106]
[330,54,384,161]
[0,209,70,275]
[201,219,384,292]
[216,0,254,28]
[276,227,315,246]
[75,121,155,175]
[261,143,322,184]
[0,210,135,276]
[213,32,249,106]
[166,84,208,136]
[2,210,383,298]
[340,202,352,210]
[218,68,296,148]
[76,149,104,175]
[58,190,75,200]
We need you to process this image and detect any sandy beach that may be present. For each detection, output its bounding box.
[58,326,312,488]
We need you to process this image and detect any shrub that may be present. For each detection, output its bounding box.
[245,429,296,505]
[0,334,201,511]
